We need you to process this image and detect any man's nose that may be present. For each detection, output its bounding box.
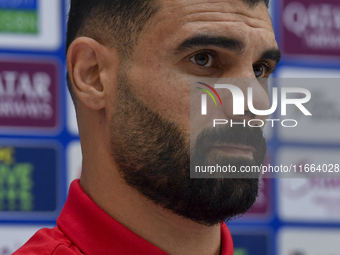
[218,77,271,125]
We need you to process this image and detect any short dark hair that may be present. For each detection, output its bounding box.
[66,0,269,102]
[66,0,159,102]
[67,0,159,57]
[244,0,269,8]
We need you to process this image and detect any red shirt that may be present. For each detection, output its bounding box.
[14,180,234,255]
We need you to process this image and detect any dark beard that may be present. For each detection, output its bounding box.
[190,123,267,179]
[109,73,266,226]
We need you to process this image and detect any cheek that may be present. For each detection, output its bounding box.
[128,64,191,131]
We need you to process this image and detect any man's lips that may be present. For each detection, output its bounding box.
[212,144,255,159]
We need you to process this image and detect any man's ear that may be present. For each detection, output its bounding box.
[67,37,118,110]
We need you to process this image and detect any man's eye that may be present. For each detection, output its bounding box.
[253,63,269,78]
[190,53,213,67]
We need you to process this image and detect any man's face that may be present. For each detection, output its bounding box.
[108,0,279,225]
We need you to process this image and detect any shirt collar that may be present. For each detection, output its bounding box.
[57,180,233,255]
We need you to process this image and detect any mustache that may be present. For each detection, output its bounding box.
[191,125,267,160]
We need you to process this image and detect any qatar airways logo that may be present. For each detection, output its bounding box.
[283,2,340,51]
[197,82,312,128]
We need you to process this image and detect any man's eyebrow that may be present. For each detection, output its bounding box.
[176,35,245,54]
[260,49,281,64]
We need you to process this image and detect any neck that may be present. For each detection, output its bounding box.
[80,160,222,255]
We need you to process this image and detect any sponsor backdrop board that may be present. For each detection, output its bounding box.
[0,59,60,133]
[278,228,340,255]
[66,141,82,189]
[0,225,54,254]
[0,141,62,220]
[232,231,272,255]
[0,0,340,254]
[0,0,66,250]
[281,0,340,58]
[0,0,61,50]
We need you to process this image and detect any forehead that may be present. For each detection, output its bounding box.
[159,0,272,26]
[141,0,275,51]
